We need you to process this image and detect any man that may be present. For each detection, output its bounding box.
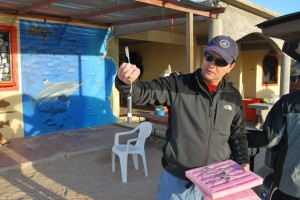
[115,35,249,199]
[247,91,300,200]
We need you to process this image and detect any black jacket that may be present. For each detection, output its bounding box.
[115,68,249,180]
[247,91,300,198]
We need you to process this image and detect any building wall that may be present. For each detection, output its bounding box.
[255,51,281,99]
[0,14,23,139]
[0,0,285,139]
[121,41,202,81]
[242,51,259,98]
[219,2,281,99]
[0,14,118,138]
[116,2,282,103]
[227,53,242,92]
[241,49,281,99]
[220,5,265,41]
[120,30,203,80]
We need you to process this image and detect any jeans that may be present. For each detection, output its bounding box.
[157,169,205,200]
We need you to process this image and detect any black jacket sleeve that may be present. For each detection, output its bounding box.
[246,129,269,148]
[228,92,249,164]
[115,76,132,98]
[115,74,177,106]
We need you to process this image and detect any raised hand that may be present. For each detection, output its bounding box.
[118,62,140,85]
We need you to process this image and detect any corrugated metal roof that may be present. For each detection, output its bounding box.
[0,0,224,27]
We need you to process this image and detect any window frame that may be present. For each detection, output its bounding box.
[262,53,279,86]
[0,25,18,91]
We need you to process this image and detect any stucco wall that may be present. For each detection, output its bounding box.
[0,14,23,139]
[219,3,270,41]
[219,3,281,99]
[0,14,118,138]
[227,54,242,92]
[241,50,281,99]
[115,1,283,103]
[125,42,202,81]
[241,51,259,98]
[255,51,281,99]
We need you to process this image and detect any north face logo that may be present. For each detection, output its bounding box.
[224,105,232,110]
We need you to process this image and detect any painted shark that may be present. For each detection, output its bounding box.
[32,79,83,115]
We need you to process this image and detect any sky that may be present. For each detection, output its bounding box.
[249,0,300,15]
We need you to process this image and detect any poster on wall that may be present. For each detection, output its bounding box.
[0,32,12,82]
[20,19,118,136]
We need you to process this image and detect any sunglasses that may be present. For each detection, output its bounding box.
[204,52,229,67]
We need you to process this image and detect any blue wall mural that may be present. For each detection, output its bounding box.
[20,19,118,136]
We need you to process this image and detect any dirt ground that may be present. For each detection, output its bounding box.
[0,120,265,200]
[0,140,164,200]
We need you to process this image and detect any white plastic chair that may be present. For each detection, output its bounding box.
[112,121,152,183]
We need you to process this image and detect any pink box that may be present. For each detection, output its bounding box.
[185,160,263,199]
[205,188,261,200]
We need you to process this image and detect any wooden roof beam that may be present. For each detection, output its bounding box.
[112,12,187,26]
[18,0,59,15]
[135,0,224,18]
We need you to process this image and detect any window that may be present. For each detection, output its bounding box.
[0,25,18,90]
[262,54,278,85]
